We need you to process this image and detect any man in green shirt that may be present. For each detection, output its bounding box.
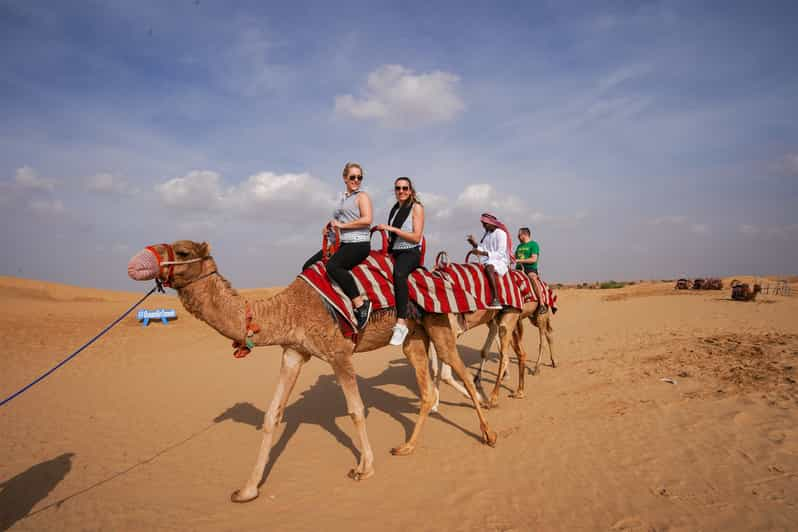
[515,227,547,314]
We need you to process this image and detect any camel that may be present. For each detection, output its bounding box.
[731,280,762,301]
[427,252,555,408]
[431,298,555,409]
[127,240,502,503]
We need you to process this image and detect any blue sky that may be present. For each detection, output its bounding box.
[1,0,797,290]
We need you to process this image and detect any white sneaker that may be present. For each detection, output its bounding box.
[389,324,409,346]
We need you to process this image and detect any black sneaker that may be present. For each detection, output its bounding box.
[536,304,549,315]
[354,300,372,329]
[487,298,503,310]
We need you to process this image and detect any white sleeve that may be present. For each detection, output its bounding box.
[486,230,508,263]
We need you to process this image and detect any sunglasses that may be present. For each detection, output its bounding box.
[394,185,410,192]
[347,174,363,181]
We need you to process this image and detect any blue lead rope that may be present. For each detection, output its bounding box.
[0,283,163,408]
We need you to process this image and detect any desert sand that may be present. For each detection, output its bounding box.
[1,275,797,531]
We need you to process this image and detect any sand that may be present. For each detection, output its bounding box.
[1,275,797,531]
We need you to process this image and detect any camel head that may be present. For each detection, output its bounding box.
[128,240,213,289]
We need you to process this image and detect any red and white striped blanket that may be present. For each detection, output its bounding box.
[299,253,557,337]
[434,263,558,311]
[300,252,482,335]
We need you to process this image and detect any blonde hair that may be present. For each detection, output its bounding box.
[395,176,422,206]
[342,162,364,178]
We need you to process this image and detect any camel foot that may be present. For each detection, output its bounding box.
[230,488,259,503]
[390,443,416,456]
[487,396,500,408]
[430,388,440,413]
[510,390,526,399]
[483,430,498,447]
[347,467,375,481]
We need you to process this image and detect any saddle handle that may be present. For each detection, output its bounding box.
[465,249,481,264]
[434,251,450,270]
[369,226,390,254]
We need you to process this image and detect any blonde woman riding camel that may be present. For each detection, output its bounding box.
[302,162,373,329]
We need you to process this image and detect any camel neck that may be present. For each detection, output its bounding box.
[177,264,293,347]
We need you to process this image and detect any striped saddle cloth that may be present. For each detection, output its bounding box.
[434,263,558,311]
[298,252,557,336]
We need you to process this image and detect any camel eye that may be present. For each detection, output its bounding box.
[176,251,189,258]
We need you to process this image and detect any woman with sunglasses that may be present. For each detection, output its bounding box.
[302,162,373,329]
[375,177,425,346]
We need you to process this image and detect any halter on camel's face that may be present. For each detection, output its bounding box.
[127,240,212,289]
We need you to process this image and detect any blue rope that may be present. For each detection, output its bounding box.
[1,283,162,408]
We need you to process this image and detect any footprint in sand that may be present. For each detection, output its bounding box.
[767,430,786,444]
[611,516,649,530]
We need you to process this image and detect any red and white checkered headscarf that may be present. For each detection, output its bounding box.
[480,212,515,262]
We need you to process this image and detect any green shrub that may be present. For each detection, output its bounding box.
[599,280,626,289]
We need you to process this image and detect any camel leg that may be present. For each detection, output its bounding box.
[475,320,498,385]
[426,315,497,447]
[531,314,556,371]
[429,344,441,413]
[493,327,510,382]
[231,348,307,503]
[545,315,556,368]
[487,312,520,408]
[509,318,527,398]
[332,356,375,481]
[391,327,434,456]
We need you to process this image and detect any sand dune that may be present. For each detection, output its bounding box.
[1,276,797,531]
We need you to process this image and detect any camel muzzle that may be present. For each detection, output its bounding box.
[128,249,160,281]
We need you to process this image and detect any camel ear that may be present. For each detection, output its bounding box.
[198,242,211,257]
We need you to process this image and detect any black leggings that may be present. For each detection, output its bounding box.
[302,242,370,300]
[391,247,421,319]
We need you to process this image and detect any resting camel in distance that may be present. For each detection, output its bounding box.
[731,280,762,301]
[127,240,503,503]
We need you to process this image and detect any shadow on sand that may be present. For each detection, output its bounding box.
[0,452,74,531]
[214,355,487,487]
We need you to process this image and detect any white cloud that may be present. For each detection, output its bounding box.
[229,172,336,221]
[452,183,524,216]
[335,64,465,127]
[739,224,759,235]
[28,198,65,216]
[650,216,709,235]
[598,64,652,92]
[650,215,688,225]
[740,223,798,239]
[156,170,225,210]
[778,153,798,176]
[14,166,57,192]
[85,173,137,195]
[155,170,336,224]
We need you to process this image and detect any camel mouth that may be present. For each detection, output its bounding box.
[127,249,159,281]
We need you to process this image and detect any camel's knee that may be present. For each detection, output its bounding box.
[263,409,281,433]
[348,406,366,423]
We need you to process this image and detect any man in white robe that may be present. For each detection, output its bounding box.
[466,213,513,309]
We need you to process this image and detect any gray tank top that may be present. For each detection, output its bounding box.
[335,190,370,243]
[390,204,421,250]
